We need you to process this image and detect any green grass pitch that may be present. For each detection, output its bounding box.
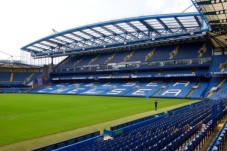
[0,94,194,146]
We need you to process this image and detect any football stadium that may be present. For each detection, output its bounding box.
[0,0,227,151]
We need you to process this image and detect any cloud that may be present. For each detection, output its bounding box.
[146,0,197,14]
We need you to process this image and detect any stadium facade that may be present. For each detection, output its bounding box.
[0,0,227,150]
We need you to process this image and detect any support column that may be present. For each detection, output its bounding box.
[51,57,54,69]
[219,101,223,120]
[212,104,217,130]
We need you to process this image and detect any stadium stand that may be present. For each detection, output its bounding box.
[208,121,227,151]
[36,40,215,99]
[0,72,42,86]
[32,79,210,99]
[28,43,227,149]
[206,78,226,98]
[43,98,226,151]
[210,79,227,100]
[0,62,43,93]
[210,55,227,74]
[12,1,227,150]
[31,132,101,151]
[0,72,10,81]
[55,42,212,70]
[154,81,197,98]
[188,81,208,99]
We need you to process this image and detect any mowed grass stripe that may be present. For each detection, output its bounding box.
[0,94,193,146]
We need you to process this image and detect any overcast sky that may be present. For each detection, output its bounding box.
[0,0,196,60]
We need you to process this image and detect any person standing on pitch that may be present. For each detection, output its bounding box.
[154,100,158,111]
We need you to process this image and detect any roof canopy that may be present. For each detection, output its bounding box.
[192,0,227,32]
[21,13,208,58]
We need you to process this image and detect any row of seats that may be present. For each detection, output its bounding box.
[208,121,227,151]
[57,42,211,69]
[210,55,227,73]
[32,80,208,99]
[183,120,213,151]
[0,72,41,85]
[210,79,227,100]
[51,69,208,81]
[0,88,29,93]
[54,99,226,151]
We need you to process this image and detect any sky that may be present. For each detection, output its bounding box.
[0,0,197,60]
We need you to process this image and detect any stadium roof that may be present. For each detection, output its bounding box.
[192,0,227,50]
[21,13,208,58]
[192,0,227,32]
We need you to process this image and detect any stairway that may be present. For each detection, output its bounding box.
[10,73,14,82]
[105,53,116,64]
[207,78,226,98]
[186,81,200,98]
[199,116,227,151]
[144,48,155,61]
[152,82,170,97]
[219,62,227,72]
[123,51,135,62]
[88,55,100,65]
[198,43,207,57]
[217,78,226,87]
[207,91,213,97]
[169,45,179,59]
[74,57,83,66]
[23,73,35,84]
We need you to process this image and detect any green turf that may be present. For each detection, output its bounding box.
[0,94,194,146]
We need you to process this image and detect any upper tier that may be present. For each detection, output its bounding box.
[56,42,212,69]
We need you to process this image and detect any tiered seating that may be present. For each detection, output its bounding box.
[76,54,99,66]
[123,51,135,62]
[154,81,197,98]
[90,53,112,65]
[183,120,213,151]
[105,52,116,64]
[56,57,71,69]
[177,43,199,59]
[208,121,227,151]
[210,55,227,73]
[32,80,208,98]
[13,72,31,81]
[169,45,179,59]
[0,71,42,93]
[88,54,100,65]
[108,51,131,63]
[1,88,29,93]
[126,81,166,97]
[81,82,119,95]
[55,42,212,69]
[32,131,101,151]
[129,49,152,62]
[147,45,175,61]
[210,79,227,100]
[24,72,42,84]
[55,99,226,151]
[0,72,10,81]
[73,56,84,67]
[206,78,226,98]
[189,81,208,99]
[102,82,142,96]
